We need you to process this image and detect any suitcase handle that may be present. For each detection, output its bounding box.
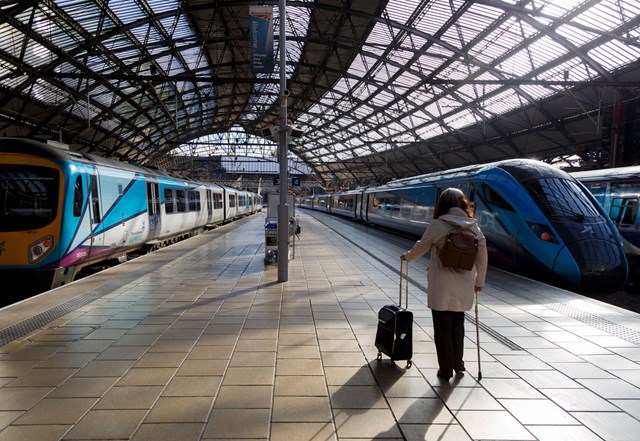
[399,259,409,307]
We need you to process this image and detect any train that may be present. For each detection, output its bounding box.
[299,159,628,291]
[0,137,262,291]
[572,166,640,258]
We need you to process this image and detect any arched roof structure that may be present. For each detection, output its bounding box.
[0,0,639,186]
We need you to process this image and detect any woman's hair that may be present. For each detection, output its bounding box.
[433,188,474,219]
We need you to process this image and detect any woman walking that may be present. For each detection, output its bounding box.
[401,188,488,380]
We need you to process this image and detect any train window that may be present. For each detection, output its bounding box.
[229,194,236,207]
[164,188,175,214]
[525,178,600,219]
[483,185,515,212]
[176,189,186,213]
[214,193,223,209]
[206,190,212,212]
[188,190,199,211]
[611,197,639,224]
[0,165,59,231]
[89,175,100,224]
[73,176,83,217]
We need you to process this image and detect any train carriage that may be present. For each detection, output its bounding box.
[0,138,260,290]
[572,166,640,256]
[302,159,628,290]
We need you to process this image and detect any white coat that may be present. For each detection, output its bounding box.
[403,207,488,312]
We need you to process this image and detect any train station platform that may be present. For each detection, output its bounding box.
[1,210,640,441]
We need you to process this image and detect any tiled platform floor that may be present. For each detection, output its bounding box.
[1,211,640,440]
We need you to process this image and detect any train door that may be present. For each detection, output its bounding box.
[355,192,362,221]
[87,168,105,256]
[146,179,161,239]
[206,189,213,223]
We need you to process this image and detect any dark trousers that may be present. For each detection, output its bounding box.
[432,310,465,375]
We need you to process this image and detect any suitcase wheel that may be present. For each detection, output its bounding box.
[406,360,412,368]
[376,352,382,361]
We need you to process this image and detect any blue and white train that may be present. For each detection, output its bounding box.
[572,166,640,259]
[300,159,628,290]
[0,138,262,291]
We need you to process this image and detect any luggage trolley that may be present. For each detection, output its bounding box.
[264,193,299,264]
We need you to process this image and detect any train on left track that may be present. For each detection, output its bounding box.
[0,137,262,291]
[298,159,628,291]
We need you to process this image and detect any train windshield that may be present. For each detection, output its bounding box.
[524,177,600,220]
[0,165,59,231]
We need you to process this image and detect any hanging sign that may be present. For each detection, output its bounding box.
[249,6,274,73]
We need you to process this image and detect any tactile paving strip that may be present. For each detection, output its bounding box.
[516,290,640,345]
[0,257,173,347]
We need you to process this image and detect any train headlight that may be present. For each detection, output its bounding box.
[527,223,559,244]
[29,235,54,264]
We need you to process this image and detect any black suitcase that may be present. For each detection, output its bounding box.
[375,260,413,368]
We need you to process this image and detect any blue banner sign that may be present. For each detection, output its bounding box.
[249,6,274,73]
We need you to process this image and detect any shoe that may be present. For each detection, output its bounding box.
[455,366,466,373]
[437,369,453,379]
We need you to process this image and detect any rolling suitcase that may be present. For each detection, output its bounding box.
[375,259,413,368]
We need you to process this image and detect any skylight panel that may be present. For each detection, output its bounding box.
[519,84,556,101]
[348,55,374,78]
[395,71,421,89]
[412,1,457,35]
[470,17,530,63]
[0,23,22,59]
[538,0,584,18]
[415,121,445,139]
[367,23,394,52]
[527,35,569,67]
[31,78,66,105]
[555,24,600,46]
[575,2,625,30]
[440,19,487,48]
[385,0,416,24]
[130,23,163,46]
[387,46,416,65]
[589,40,640,70]
[63,2,115,34]
[108,0,145,24]
[444,60,478,79]
[22,40,54,69]
[483,89,522,115]
[371,62,400,83]
[146,0,179,14]
[544,57,591,81]
[444,108,477,130]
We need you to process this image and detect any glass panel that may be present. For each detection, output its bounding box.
[0,165,59,231]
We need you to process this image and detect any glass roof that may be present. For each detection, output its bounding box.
[0,0,638,185]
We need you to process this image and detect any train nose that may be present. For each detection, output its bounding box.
[553,240,628,290]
